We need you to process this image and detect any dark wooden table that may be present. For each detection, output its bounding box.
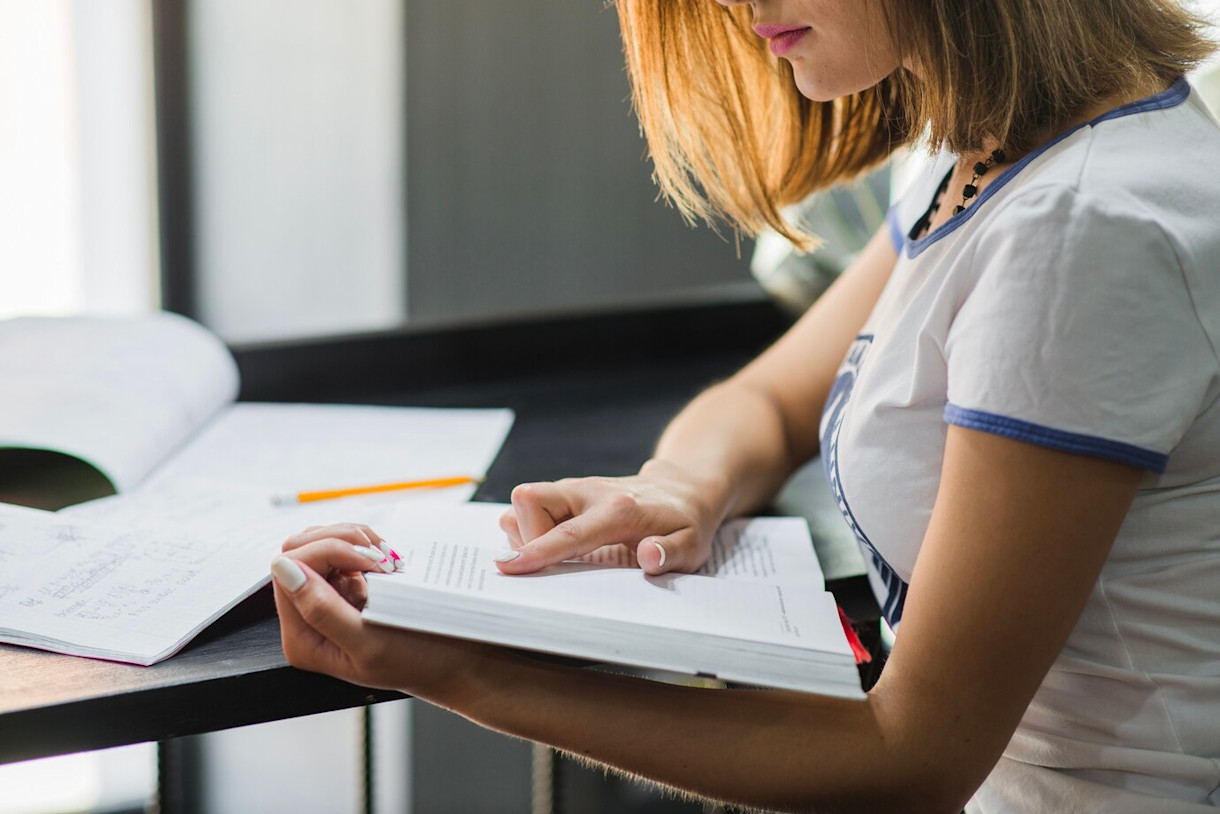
[0,298,878,778]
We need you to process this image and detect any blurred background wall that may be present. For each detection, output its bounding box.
[179,0,756,343]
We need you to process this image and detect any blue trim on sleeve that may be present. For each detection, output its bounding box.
[943,404,1169,473]
[885,206,905,253]
[906,77,1191,260]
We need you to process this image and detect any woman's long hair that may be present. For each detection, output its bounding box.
[615,0,1215,249]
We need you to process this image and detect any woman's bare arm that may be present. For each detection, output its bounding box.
[655,224,899,516]
[498,226,898,575]
[274,427,1142,813]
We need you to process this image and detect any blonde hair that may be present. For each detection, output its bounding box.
[614,0,1215,249]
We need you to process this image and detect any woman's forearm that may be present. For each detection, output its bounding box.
[443,653,942,814]
[649,379,811,523]
[648,228,899,524]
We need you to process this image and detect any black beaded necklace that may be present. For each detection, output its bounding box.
[952,149,1006,215]
[907,148,1007,241]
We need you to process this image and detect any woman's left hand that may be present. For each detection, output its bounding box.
[271,523,503,702]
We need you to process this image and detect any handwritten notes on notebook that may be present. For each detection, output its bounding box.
[0,503,280,664]
[0,402,516,664]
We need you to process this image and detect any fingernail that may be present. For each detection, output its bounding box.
[272,556,307,592]
[654,541,667,569]
[380,542,405,570]
[377,557,395,573]
[353,545,383,561]
[493,550,521,563]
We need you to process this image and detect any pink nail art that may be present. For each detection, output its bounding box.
[391,550,406,571]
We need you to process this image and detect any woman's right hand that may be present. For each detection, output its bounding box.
[496,458,730,577]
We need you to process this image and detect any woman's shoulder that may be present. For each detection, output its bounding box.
[1009,82,1220,235]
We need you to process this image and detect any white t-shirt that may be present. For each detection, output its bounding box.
[820,78,1220,811]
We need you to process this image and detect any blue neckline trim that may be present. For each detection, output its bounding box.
[944,404,1170,473]
[905,77,1191,260]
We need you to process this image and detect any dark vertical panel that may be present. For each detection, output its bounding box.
[151,0,197,317]
[411,703,533,813]
[405,0,754,323]
[157,736,205,814]
[401,2,412,318]
[362,707,374,814]
[150,9,204,800]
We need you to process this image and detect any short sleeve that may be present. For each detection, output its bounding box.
[944,187,1214,473]
[885,205,905,253]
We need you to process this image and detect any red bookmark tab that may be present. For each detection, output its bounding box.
[837,605,872,665]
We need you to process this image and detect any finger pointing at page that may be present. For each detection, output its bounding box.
[499,465,720,576]
[509,481,574,545]
[496,492,701,576]
[494,510,615,574]
[498,508,526,549]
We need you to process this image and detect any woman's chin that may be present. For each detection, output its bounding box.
[793,71,888,104]
[791,73,839,104]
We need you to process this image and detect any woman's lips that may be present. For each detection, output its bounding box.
[753,24,811,57]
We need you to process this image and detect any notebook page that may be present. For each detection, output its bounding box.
[0,508,282,664]
[61,476,464,562]
[63,406,515,552]
[137,403,514,499]
[0,314,238,491]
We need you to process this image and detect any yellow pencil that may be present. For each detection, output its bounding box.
[271,475,484,505]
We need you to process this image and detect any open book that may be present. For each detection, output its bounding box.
[363,503,865,699]
[0,314,515,664]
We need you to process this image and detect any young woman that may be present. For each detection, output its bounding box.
[271,1,1220,810]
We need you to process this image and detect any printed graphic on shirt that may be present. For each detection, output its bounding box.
[820,334,909,626]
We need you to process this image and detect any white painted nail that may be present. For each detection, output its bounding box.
[377,541,394,560]
[377,557,395,573]
[353,544,383,561]
[271,556,307,592]
[654,541,667,569]
[493,550,521,563]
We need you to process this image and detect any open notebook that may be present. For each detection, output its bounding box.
[0,314,515,664]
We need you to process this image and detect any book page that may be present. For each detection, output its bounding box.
[696,517,824,586]
[365,503,842,651]
[0,314,239,491]
[560,515,823,586]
